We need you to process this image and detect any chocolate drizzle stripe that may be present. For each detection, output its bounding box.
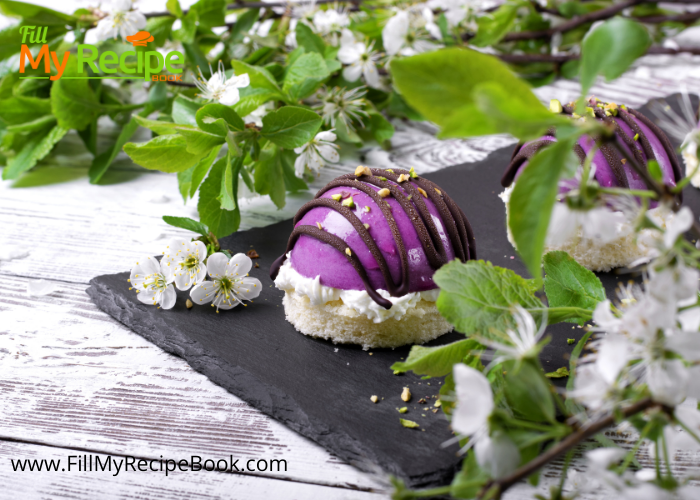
[628,108,683,184]
[292,197,403,297]
[270,169,474,307]
[335,172,447,268]
[269,225,393,309]
[618,109,658,165]
[501,140,555,187]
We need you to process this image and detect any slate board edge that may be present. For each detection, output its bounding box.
[86,276,460,488]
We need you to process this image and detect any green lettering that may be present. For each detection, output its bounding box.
[77,45,99,73]
[137,51,143,75]
[165,51,184,73]
[119,52,136,74]
[144,51,164,81]
[99,51,118,74]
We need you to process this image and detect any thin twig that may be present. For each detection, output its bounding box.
[633,11,700,24]
[481,398,658,497]
[144,0,362,19]
[496,45,700,64]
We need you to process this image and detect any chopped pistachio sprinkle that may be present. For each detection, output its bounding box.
[355,165,371,177]
[634,133,640,141]
[378,188,391,198]
[316,222,323,230]
[417,187,428,198]
[545,366,570,378]
[549,99,563,113]
[401,386,411,402]
[342,196,355,209]
[386,169,394,173]
[364,223,370,230]
[345,248,352,257]
[186,299,194,309]
[397,173,410,183]
[567,338,576,345]
[364,206,371,212]
[378,176,387,181]
[409,166,418,178]
[398,407,408,414]
[400,418,420,429]
[370,395,378,403]
[331,193,342,201]
[434,400,442,407]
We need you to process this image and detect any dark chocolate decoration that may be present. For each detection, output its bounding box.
[501,100,684,194]
[270,168,474,308]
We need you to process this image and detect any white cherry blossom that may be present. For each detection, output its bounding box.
[337,31,381,88]
[452,364,493,437]
[474,432,520,479]
[382,9,441,57]
[129,255,176,309]
[294,130,340,177]
[476,305,546,364]
[162,239,208,291]
[190,253,262,312]
[93,0,146,42]
[195,61,250,106]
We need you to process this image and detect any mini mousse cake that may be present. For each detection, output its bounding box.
[500,98,683,272]
[270,166,475,349]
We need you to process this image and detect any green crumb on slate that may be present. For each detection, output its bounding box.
[397,407,408,414]
[545,367,570,378]
[567,338,576,345]
[393,370,402,375]
[400,418,419,429]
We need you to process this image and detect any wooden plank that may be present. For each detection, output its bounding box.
[0,274,381,490]
[0,440,385,499]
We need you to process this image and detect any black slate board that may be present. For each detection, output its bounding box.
[87,94,699,488]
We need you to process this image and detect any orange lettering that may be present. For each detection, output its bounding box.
[20,44,50,73]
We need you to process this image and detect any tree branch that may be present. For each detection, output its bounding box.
[633,10,700,24]
[496,45,700,64]
[144,0,362,19]
[481,398,658,498]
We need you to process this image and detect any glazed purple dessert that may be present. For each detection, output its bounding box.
[270,167,475,309]
[501,98,683,197]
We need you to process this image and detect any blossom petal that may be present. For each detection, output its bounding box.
[160,285,177,309]
[475,433,520,479]
[190,282,216,305]
[194,264,208,285]
[452,364,494,436]
[382,11,409,56]
[207,253,229,278]
[317,144,340,164]
[236,277,262,300]
[227,253,253,277]
[338,45,360,65]
[174,270,192,290]
[316,130,337,142]
[218,87,240,106]
[342,64,363,82]
[137,289,157,305]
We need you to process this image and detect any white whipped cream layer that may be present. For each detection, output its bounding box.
[274,253,440,323]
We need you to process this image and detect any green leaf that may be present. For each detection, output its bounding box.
[2,124,67,180]
[148,81,168,111]
[234,87,283,118]
[190,145,222,198]
[565,330,592,415]
[367,111,394,144]
[295,22,326,54]
[196,103,245,135]
[471,1,521,47]
[509,138,578,281]
[391,339,482,378]
[123,135,205,173]
[0,0,75,25]
[283,52,330,101]
[50,61,102,130]
[134,115,182,135]
[188,0,225,28]
[162,216,209,237]
[146,16,176,47]
[172,95,200,126]
[198,158,241,237]
[0,95,52,125]
[5,114,56,133]
[390,47,565,140]
[231,60,281,92]
[166,0,183,17]
[543,251,604,325]
[254,143,286,209]
[228,8,259,44]
[503,360,556,423]
[176,127,225,155]
[433,260,542,338]
[580,18,651,96]
[260,106,322,149]
[280,148,307,192]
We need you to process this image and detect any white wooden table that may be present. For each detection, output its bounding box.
[2,13,700,497]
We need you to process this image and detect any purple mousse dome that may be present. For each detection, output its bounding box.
[501,99,683,201]
[270,168,476,309]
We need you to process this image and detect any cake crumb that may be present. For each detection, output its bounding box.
[370,395,378,403]
[246,249,259,259]
[186,299,193,309]
[401,387,411,402]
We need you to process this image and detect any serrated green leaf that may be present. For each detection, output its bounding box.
[0,95,52,125]
[367,111,394,144]
[198,158,240,237]
[260,106,322,149]
[134,115,182,135]
[5,114,55,133]
[123,134,205,173]
[509,138,578,281]
[188,0,225,28]
[190,145,221,198]
[471,1,521,47]
[2,124,67,179]
[254,143,286,209]
[295,22,326,54]
[391,339,482,378]
[580,18,651,97]
[196,103,245,135]
[234,87,284,118]
[390,47,566,140]
[162,215,209,237]
[543,251,605,325]
[176,127,225,155]
[50,62,102,130]
[283,52,330,101]
[231,60,281,92]
[228,8,259,44]
[280,148,307,192]
[166,0,183,17]
[503,360,556,423]
[433,260,542,338]
[0,0,75,25]
[172,95,200,126]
